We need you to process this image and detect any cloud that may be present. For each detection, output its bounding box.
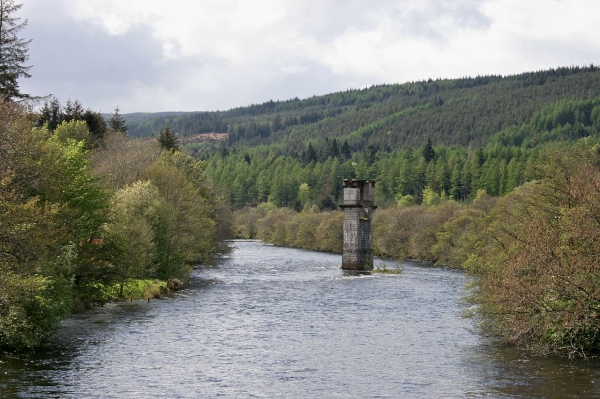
[17,0,600,112]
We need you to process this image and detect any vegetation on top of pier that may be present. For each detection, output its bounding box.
[372,263,403,275]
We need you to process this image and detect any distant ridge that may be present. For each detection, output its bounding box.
[125,65,600,152]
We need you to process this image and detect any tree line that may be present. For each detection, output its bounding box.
[203,96,600,211]
[0,100,231,349]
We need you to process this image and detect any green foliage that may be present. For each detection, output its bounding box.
[101,279,167,301]
[52,120,91,145]
[104,181,164,296]
[396,194,415,207]
[0,0,31,100]
[373,263,403,274]
[422,186,441,206]
[0,231,77,349]
[141,152,217,278]
[249,206,343,252]
[0,101,228,350]
[422,138,436,162]
[109,106,128,133]
[464,146,600,357]
[157,125,180,151]
[38,97,107,146]
[127,67,600,153]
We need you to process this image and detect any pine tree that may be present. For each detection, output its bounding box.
[422,138,436,162]
[82,109,107,144]
[0,0,31,100]
[341,140,351,161]
[271,114,282,132]
[64,99,84,122]
[38,96,61,130]
[157,126,179,151]
[109,106,128,133]
[329,138,340,158]
[306,142,317,163]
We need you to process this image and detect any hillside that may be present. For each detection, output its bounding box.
[123,66,600,210]
[126,66,600,152]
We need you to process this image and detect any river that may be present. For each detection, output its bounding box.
[2,240,600,398]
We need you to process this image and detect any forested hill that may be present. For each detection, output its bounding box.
[126,66,600,153]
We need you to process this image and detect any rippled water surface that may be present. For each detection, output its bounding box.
[3,240,600,398]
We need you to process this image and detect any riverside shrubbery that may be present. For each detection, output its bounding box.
[0,102,230,349]
[241,190,495,266]
[234,204,343,253]
[465,146,600,357]
[238,144,600,356]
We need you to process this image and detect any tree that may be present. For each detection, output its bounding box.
[465,147,600,356]
[422,138,436,162]
[82,108,107,145]
[0,101,110,348]
[38,96,61,130]
[104,181,164,297]
[141,153,216,277]
[63,99,84,122]
[271,114,282,131]
[90,131,161,190]
[0,0,31,100]
[52,120,90,145]
[157,125,179,151]
[329,138,340,158]
[306,142,317,163]
[109,106,128,133]
[340,140,351,161]
[37,98,107,145]
[297,182,311,206]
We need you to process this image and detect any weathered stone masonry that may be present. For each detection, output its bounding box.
[340,179,376,270]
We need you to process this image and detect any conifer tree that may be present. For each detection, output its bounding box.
[109,106,128,133]
[0,0,31,100]
[330,138,340,158]
[306,142,317,163]
[341,140,351,161]
[157,125,180,151]
[64,99,84,122]
[82,109,107,144]
[422,138,436,162]
[38,96,61,130]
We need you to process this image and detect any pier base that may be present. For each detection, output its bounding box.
[341,180,376,270]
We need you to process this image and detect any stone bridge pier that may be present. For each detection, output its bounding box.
[340,179,376,270]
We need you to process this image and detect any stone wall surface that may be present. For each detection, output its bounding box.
[341,180,376,270]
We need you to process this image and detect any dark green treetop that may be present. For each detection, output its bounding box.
[0,0,31,100]
[157,125,180,151]
[422,138,436,162]
[109,106,128,133]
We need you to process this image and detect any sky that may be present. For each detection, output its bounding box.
[17,0,600,113]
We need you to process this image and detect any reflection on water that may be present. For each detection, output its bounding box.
[2,240,600,398]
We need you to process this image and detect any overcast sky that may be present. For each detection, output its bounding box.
[18,0,600,113]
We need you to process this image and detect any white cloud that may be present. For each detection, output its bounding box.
[18,0,600,112]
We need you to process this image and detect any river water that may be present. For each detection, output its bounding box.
[2,240,600,398]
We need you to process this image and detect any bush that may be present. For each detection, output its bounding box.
[465,146,600,357]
